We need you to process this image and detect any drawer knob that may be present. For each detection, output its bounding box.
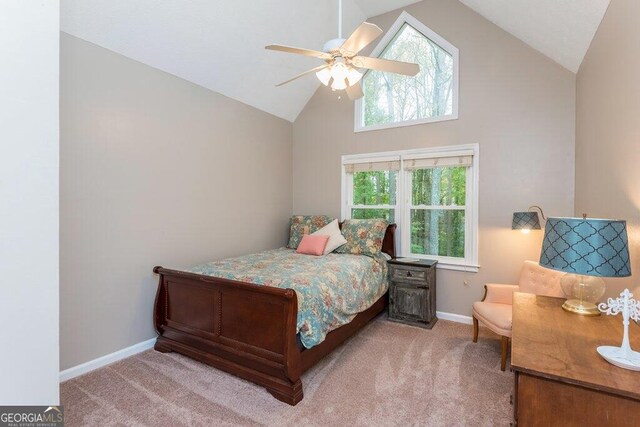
[406,271,412,277]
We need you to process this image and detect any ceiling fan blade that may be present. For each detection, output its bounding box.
[351,56,420,76]
[346,82,364,100]
[340,22,383,56]
[276,64,330,87]
[266,44,333,60]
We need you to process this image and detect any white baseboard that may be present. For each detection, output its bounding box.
[60,313,471,382]
[60,337,157,382]
[436,311,473,325]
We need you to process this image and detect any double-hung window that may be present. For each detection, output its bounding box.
[342,145,479,272]
[405,155,471,262]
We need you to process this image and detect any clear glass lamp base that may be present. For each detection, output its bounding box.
[560,274,606,316]
[562,299,601,316]
[597,346,640,371]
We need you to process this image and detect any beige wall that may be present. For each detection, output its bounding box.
[576,0,640,297]
[60,33,293,370]
[292,0,576,316]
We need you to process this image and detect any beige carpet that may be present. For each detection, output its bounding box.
[61,318,513,426]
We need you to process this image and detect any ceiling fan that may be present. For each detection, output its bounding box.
[265,0,420,100]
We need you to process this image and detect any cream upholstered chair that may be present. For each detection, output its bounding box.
[472,260,565,371]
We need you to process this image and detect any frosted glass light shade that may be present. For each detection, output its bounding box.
[317,63,361,91]
[347,67,363,86]
[316,68,331,86]
[330,62,349,81]
[331,78,347,91]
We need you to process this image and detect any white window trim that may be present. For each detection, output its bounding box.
[341,144,479,273]
[354,11,460,133]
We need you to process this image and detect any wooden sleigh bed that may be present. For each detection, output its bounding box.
[152,224,396,405]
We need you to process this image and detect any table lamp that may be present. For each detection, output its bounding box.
[539,216,631,316]
[512,206,545,234]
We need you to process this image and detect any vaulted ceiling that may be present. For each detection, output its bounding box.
[62,0,610,122]
[459,0,610,73]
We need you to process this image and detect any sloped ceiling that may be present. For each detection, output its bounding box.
[62,0,609,122]
[459,0,610,73]
[61,0,420,122]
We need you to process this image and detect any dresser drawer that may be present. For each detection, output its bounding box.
[390,265,428,282]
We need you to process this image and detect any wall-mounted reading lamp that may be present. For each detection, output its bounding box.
[512,206,546,234]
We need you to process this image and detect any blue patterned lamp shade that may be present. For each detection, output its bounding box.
[540,217,631,277]
[512,212,541,230]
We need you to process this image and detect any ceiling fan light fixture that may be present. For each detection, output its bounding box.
[316,67,332,86]
[346,67,363,86]
[266,0,417,98]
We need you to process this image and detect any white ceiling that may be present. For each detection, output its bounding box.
[459,0,610,73]
[61,0,419,122]
[62,0,609,122]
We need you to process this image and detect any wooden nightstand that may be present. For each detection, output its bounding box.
[387,258,437,329]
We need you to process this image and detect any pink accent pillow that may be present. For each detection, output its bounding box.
[296,234,330,256]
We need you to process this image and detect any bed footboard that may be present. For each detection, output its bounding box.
[152,266,303,405]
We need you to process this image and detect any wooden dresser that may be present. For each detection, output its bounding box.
[511,293,640,426]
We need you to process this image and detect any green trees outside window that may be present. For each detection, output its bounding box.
[351,171,396,223]
[351,167,466,258]
[363,23,454,128]
[410,167,466,257]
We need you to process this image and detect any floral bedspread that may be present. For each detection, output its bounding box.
[187,248,389,348]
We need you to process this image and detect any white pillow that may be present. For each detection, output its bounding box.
[312,219,348,255]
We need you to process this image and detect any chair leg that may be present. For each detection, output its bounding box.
[472,316,479,343]
[500,336,509,371]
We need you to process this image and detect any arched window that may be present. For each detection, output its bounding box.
[355,12,459,132]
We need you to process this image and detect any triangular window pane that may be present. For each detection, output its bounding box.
[362,23,455,127]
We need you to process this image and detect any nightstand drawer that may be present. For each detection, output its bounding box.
[390,265,427,282]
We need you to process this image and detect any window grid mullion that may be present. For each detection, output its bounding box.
[409,206,466,210]
[349,205,397,209]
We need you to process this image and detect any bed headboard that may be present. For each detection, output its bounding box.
[338,222,397,259]
[382,224,397,259]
